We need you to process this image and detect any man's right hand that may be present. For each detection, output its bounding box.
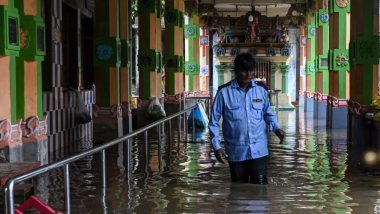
[214,149,227,164]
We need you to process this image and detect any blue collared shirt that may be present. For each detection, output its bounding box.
[209,79,280,162]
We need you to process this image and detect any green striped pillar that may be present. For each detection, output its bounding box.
[328,0,350,98]
[185,13,200,92]
[138,0,162,99]
[280,63,289,93]
[14,0,45,120]
[94,0,120,106]
[164,0,184,95]
[315,7,329,94]
[306,13,316,92]
[349,0,379,104]
[0,1,20,123]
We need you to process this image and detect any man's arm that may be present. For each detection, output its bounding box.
[209,91,224,151]
[262,90,285,143]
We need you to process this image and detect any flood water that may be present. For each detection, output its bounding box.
[32,108,380,213]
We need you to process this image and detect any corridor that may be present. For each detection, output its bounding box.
[31,107,380,213]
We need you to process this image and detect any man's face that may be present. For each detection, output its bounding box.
[236,70,254,84]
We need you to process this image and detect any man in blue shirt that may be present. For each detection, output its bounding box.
[209,53,285,184]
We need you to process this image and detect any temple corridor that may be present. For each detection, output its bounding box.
[27,106,380,213]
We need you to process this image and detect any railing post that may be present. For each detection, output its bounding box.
[101,150,106,188]
[177,115,181,143]
[192,108,195,142]
[64,164,71,213]
[168,119,172,142]
[6,180,15,214]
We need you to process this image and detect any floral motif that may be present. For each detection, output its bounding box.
[186,27,195,36]
[320,12,329,23]
[336,0,349,8]
[336,54,348,67]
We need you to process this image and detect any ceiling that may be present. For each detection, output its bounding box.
[197,0,307,17]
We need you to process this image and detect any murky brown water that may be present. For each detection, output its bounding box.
[33,109,380,213]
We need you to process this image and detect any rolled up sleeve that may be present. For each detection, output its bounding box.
[209,91,223,151]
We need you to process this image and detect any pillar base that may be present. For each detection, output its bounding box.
[314,100,327,131]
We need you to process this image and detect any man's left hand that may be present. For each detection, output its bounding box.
[275,129,285,144]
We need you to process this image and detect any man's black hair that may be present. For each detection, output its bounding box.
[234,53,255,73]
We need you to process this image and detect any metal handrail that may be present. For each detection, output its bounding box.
[4,105,198,214]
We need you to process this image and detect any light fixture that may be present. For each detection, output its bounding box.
[248,5,254,22]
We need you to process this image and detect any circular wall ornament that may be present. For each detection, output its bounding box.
[309,27,316,36]
[336,0,349,8]
[200,36,208,45]
[309,63,315,72]
[186,27,195,36]
[201,67,208,75]
[96,45,113,60]
[187,64,195,72]
[336,54,348,67]
[320,12,329,23]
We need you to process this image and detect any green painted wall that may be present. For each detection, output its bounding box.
[185,14,200,92]
[328,1,350,98]
[14,0,45,120]
[138,0,162,99]
[306,14,316,92]
[316,9,329,94]
[165,0,184,95]
[0,1,20,123]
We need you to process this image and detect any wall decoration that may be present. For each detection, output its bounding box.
[336,54,348,67]
[20,28,29,49]
[267,45,275,56]
[230,47,240,56]
[281,46,291,56]
[308,63,315,72]
[215,47,225,56]
[186,26,195,36]
[187,63,195,72]
[320,12,329,23]
[200,66,208,75]
[96,44,113,60]
[200,35,208,45]
[336,0,349,8]
[309,27,316,36]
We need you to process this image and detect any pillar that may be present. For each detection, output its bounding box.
[305,13,316,113]
[0,0,20,123]
[315,0,329,94]
[185,13,200,92]
[348,0,379,144]
[349,0,379,104]
[327,0,350,130]
[280,63,289,93]
[164,0,184,95]
[15,0,45,120]
[138,0,162,99]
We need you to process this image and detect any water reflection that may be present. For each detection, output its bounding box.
[32,109,380,213]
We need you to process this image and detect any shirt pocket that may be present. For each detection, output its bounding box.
[251,102,264,120]
[225,105,241,121]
